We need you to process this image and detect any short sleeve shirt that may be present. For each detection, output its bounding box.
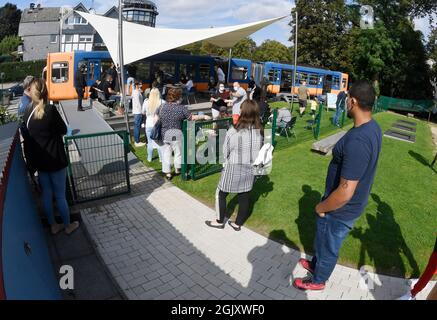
[232,87,247,115]
[298,85,308,100]
[159,102,192,142]
[324,119,382,224]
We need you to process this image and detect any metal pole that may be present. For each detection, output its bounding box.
[59,7,63,52]
[118,0,130,136]
[290,10,298,111]
[227,48,232,86]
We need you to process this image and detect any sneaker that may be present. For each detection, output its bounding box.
[134,142,146,147]
[50,223,64,235]
[293,278,325,291]
[299,258,315,274]
[65,221,80,235]
[397,292,416,300]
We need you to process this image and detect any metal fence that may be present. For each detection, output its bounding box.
[64,130,130,204]
[182,117,233,181]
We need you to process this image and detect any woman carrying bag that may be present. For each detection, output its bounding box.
[23,78,79,235]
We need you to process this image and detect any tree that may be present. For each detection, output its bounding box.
[253,40,291,63]
[0,3,21,41]
[231,37,257,60]
[289,0,349,70]
[0,35,21,55]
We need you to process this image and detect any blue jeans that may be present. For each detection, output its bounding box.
[145,126,162,162]
[333,107,344,126]
[311,214,353,283]
[133,114,143,143]
[39,168,70,226]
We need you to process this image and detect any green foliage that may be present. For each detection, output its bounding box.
[290,0,434,99]
[0,105,16,125]
[231,37,257,60]
[0,60,46,82]
[253,40,291,63]
[0,3,21,41]
[0,35,21,55]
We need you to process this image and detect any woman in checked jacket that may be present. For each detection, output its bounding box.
[205,100,263,231]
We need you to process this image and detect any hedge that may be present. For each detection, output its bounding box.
[0,60,46,82]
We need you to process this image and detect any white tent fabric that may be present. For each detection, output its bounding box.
[76,11,286,65]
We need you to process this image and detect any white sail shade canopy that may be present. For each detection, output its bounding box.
[76,11,286,65]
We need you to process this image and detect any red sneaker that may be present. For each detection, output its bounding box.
[293,278,326,291]
[299,258,314,274]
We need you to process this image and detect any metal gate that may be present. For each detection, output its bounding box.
[64,130,130,204]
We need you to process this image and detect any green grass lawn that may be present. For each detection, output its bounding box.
[132,108,437,278]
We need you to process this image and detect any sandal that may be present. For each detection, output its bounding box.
[205,220,225,229]
[228,220,241,231]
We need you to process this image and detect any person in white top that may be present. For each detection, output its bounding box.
[184,76,194,92]
[142,88,164,162]
[227,82,247,125]
[132,82,145,147]
[216,66,225,83]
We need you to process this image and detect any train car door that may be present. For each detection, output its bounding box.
[322,74,333,94]
[86,59,101,86]
[280,69,293,93]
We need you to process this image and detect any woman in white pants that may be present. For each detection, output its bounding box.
[158,87,210,180]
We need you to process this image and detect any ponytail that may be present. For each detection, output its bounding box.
[30,78,48,120]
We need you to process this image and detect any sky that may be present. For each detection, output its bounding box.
[11,0,435,45]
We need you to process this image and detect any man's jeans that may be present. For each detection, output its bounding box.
[333,107,344,126]
[310,214,353,284]
[133,114,143,143]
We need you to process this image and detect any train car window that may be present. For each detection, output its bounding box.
[135,62,151,82]
[296,72,309,84]
[231,67,248,81]
[268,69,275,82]
[332,76,340,88]
[154,62,176,83]
[51,62,69,83]
[180,64,196,79]
[342,78,347,89]
[199,64,210,81]
[309,74,319,86]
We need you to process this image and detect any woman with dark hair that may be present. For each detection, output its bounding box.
[205,100,263,231]
[23,78,80,235]
[158,87,210,180]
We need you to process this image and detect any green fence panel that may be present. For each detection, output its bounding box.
[64,130,130,204]
[183,117,233,181]
[313,103,323,140]
[376,95,434,113]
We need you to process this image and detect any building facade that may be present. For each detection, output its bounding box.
[60,3,95,52]
[18,2,159,61]
[18,4,61,61]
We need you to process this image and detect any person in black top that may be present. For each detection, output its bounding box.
[74,64,87,111]
[101,74,121,104]
[23,78,80,236]
[105,62,118,90]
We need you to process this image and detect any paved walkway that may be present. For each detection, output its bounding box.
[75,163,434,300]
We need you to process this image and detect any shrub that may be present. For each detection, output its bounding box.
[0,60,46,82]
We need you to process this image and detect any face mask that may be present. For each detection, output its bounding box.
[233,86,239,91]
[219,87,224,92]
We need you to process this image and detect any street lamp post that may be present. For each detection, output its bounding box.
[118,0,130,136]
[290,10,298,111]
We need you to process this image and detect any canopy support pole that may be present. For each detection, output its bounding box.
[118,0,130,136]
[227,48,233,86]
[291,10,298,111]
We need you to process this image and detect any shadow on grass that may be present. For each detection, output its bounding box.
[350,193,421,278]
[408,150,437,174]
[226,175,274,225]
[295,185,321,255]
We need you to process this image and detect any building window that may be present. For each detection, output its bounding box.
[51,62,69,83]
[50,35,58,43]
[73,15,87,25]
[79,35,93,43]
[65,35,73,43]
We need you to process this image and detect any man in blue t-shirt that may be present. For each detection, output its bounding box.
[17,75,35,116]
[293,80,382,291]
